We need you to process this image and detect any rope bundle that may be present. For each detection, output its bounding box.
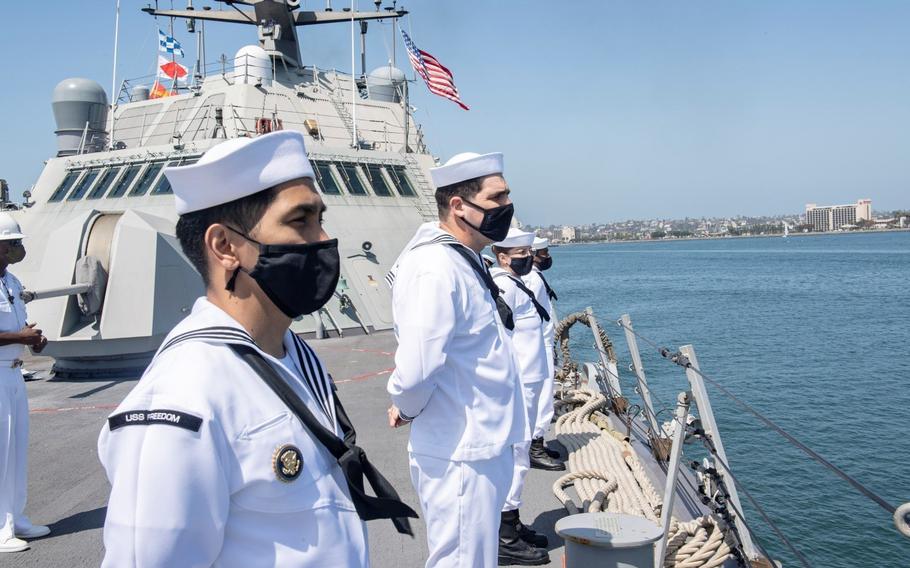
[553,387,732,567]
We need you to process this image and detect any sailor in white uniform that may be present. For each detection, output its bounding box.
[0,214,50,554]
[386,152,528,568]
[98,131,415,568]
[491,228,561,566]
[523,237,562,464]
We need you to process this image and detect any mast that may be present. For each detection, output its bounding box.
[169,16,177,95]
[110,0,121,149]
[142,0,407,70]
[350,0,357,148]
[402,75,409,153]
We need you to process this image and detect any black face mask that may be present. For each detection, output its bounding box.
[536,256,552,271]
[509,255,534,277]
[226,228,341,319]
[461,200,514,242]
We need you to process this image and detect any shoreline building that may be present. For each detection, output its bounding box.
[805,199,871,231]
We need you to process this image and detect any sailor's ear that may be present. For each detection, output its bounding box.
[205,223,242,271]
[448,195,465,216]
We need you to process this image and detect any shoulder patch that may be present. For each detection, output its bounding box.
[108,409,203,433]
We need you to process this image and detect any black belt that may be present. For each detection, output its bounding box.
[229,343,418,535]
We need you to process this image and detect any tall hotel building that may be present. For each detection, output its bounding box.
[805,199,872,231]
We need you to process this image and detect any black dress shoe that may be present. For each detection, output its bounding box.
[529,440,565,471]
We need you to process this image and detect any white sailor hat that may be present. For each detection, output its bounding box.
[494,228,535,249]
[430,152,504,189]
[532,237,549,250]
[164,131,316,215]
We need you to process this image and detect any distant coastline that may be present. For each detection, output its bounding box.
[551,227,910,245]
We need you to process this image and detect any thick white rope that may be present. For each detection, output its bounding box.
[554,388,732,567]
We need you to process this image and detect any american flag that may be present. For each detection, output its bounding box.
[400,30,469,110]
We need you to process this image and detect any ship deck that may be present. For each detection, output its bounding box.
[9,331,569,567]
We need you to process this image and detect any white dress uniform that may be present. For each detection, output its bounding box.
[387,222,527,568]
[523,265,557,439]
[0,271,34,544]
[491,231,550,512]
[98,298,368,567]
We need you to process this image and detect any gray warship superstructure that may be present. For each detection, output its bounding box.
[12,0,436,377]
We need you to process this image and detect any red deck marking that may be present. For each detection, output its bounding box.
[31,403,119,414]
[334,367,395,384]
[318,346,394,357]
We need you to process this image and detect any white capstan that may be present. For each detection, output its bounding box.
[429,151,504,189]
[164,130,316,215]
[494,228,535,249]
[0,213,25,240]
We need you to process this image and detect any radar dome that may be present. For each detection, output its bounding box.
[51,78,109,156]
[234,45,272,87]
[367,65,406,103]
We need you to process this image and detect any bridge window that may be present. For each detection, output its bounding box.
[151,156,199,195]
[364,164,394,197]
[49,170,82,202]
[67,168,101,201]
[313,161,342,195]
[388,165,418,197]
[87,167,120,200]
[129,162,165,196]
[107,164,142,198]
[336,162,368,196]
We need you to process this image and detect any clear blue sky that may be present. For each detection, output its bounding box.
[2,1,908,225]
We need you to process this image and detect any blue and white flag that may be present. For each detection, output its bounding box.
[158,29,185,57]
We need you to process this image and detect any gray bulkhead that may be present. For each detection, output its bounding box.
[16,59,437,375]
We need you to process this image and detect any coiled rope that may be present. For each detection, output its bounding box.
[553,386,732,567]
[554,311,616,388]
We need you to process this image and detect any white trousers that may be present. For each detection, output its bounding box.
[0,369,28,542]
[504,380,543,511]
[533,345,556,439]
[409,450,513,568]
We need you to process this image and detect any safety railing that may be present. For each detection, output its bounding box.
[560,308,910,567]
[112,55,430,154]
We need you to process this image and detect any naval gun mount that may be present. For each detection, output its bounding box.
[21,208,394,379]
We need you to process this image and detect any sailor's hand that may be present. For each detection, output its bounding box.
[32,335,48,353]
[388,405,409,428]
[17,323,43,346]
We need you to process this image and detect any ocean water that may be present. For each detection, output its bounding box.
[547,231,910,567]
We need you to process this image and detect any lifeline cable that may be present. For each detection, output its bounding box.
[704,449,812,568]
[614,318,901,518]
